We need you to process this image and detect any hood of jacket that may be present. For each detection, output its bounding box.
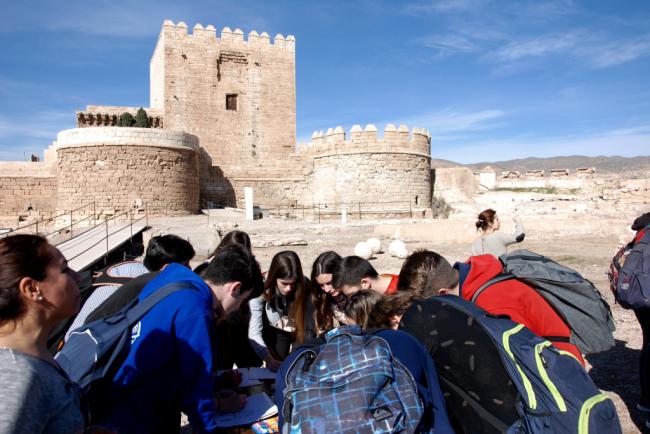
[458,254,504,301]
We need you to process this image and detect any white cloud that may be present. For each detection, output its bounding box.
[489,31,582,62]
[434,125,650,163]
[405,108,506,134]
[588,33,650,68]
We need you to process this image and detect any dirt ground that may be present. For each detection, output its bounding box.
[151,210,647,433]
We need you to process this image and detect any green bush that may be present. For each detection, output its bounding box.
[117,112,134,127]
[134,107,149,128]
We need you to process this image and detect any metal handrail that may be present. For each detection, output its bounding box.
[5,202,95,235]
[64,207,148,262]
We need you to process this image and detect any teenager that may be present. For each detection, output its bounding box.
[471,209,524,257]
[248,251,315,371]
[310,251,346,333]
[332,255,399,296]
[344,289,382,327]
[398,249,584,365]
[102,245,263,434]
[0,235,86,434]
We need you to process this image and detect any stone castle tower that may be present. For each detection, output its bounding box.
[0,20,434,223]
[150,20,296,201]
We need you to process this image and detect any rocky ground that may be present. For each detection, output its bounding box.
[151,207,646,433]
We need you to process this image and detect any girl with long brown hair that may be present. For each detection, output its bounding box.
[248,251,315,371]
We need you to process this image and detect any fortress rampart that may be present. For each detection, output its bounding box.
[300,124,432,207]
[55,128,200,216]
[0,162,57,225]
[76,106,164,128]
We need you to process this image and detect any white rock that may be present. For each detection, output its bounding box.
[354,241,373,259]
[366,237,382,254]
[395,246,409,259]
[388,239,406,257]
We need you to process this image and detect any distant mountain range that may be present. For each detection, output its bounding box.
[432,155,650,174]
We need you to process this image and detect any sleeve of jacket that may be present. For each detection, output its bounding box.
[174,304,221,433]
[248,296,270,360]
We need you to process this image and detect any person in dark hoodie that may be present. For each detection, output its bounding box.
[102,245,263,434]
[398,249,584,366]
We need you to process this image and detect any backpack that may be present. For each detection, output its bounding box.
[613,228,650,310]
[472,250,615,355]
[54,282,192,422]
[48,261,149,354]
[399,296,622,434]
[282,325,426,433]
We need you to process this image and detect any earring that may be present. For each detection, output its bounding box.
[36,294,44,301]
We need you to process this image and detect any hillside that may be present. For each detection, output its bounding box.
[462,155,650,174]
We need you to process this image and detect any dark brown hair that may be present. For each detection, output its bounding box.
[264,251,310,344]
[475,209,497,232]
[310,251,342,333]
[0,235,54,325]
[344,290,382,328]
[397,250,459,298]
[212,230,252,256]
[367,292,417,329]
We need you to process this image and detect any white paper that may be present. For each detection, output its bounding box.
[217,368,276,388]
[214,392,278,428]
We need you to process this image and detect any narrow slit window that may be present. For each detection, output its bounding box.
[226,94,238,111]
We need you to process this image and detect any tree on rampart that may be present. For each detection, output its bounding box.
[135,107,149,128]
[117,112,134,127]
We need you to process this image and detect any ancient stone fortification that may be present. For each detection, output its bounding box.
[0,162,57,227]
[0,20,434,226]
[55,128,200,215]
[300,124,432,207]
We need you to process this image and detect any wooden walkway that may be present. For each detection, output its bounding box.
[57,222,146,271]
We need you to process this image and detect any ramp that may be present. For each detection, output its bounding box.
[57,221,146,271]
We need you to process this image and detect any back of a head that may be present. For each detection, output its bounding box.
[476,209,496,232]
[632,212,650,231]
[203,245,263,299]
[213,230,252,256]
[0,235,53,324]
[143,234,195,271]
[310,251,342,282]
[366,292,417,329]
[397,250,458,299]
[345,289,383,328]
[332,256,378,290]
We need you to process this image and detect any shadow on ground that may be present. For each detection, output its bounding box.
[587,339,646,432]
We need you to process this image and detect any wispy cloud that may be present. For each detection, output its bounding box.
[588,33,650,68]
[488,31,582,62]
[435,125,650,163]
[407,108,506,134]
[405,0,485,14]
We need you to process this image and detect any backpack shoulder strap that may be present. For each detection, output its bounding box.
[122,282,195,327]
[470,274,515,303]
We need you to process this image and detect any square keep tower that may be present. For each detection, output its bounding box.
[150,21,296,173]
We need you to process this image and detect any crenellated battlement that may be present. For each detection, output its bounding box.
[298,124,431,157]
[160,20,295,52]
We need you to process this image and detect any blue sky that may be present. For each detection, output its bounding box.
[0,0,649,162]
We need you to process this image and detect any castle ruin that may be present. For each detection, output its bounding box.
[0,20,433,226]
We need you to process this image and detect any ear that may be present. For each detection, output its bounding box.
[18,277,40,301]
[360,277,372,290]
[438,288,449,296]
[228,281,242,297]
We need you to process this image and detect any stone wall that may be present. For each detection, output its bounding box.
[0,162,57,220]
[55,128,200,215]
[150,20,296,203]
[299,124,432,207]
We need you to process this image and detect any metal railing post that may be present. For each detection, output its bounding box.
[93,202,96,224]
[69,210,74,239]
[318,203,321,224]
[130,210,133,239]
[358,202,361,220]
[105,219,109,257]
[410,201,413,218]
[35,221,39,236]
[145,203,149,227]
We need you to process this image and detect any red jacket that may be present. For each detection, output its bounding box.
[460,255,585,366]
[382,274,400,295]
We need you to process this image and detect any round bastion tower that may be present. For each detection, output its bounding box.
[299,124,432,207]
[54,127,200,216]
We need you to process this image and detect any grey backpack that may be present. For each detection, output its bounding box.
[472,250,615,355]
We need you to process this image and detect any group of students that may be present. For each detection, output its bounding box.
[0,210,645,433]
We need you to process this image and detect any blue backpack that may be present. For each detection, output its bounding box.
[613,228,650,310]
[54,282,192,422]
[400,296,621,434]
[282,325,427,433]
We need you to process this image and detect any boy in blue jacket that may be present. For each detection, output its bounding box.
[104,245,263,434]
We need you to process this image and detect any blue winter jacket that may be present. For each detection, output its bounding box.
[104,263,219,434]
[275,328,455,434]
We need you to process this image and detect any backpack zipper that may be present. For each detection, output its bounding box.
[578,394,611,434]
[502,324,537,410]
[534,341,566,412]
